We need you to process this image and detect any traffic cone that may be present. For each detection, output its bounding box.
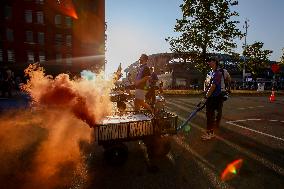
[269,89,275,102]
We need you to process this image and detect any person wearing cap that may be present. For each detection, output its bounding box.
[134,54,154,113]
[201,57,224,140]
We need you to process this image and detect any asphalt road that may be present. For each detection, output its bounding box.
[164,96,284,189]
[0,95,283,189]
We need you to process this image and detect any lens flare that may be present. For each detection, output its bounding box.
[48,0,78,19]
[221,158,243,181]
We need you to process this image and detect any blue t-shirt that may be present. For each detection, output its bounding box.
[135,64,150,89]
[206,70,222,97]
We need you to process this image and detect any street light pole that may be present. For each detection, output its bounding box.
[243,19,249,85]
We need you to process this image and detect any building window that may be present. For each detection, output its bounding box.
[66,54,72,65]
[55,34,62,46]
[56,53,62,63]
[36,11,44,24]
[26,31,33,43]
[25,10,33,23]
[27,51,35,63]
[39,51,45,62]
[66,35,72,47]
[0,49,3,62]
[6,28,14,42]
[36,0,44,4]
[38,32,44,45]
[5,6,12,20]
[55,14,61,25]
[65,16,72,28]
[7,50,15,62]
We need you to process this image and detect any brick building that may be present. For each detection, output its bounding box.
[0,0,105,76]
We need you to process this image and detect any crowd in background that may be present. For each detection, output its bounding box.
[0,67,23,98]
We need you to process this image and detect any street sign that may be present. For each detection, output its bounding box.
[271,64,280,73]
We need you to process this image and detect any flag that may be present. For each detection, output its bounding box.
[113,63,122,82]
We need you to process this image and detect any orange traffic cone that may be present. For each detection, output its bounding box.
[269,89,275,102]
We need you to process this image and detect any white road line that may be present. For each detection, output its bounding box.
[269,120,278,122]
[226,121,284,142]
[229,119,247,123]
[247,119,262,121]
[237,106,264,110]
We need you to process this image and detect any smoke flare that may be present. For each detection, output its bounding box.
[0,64,114,188]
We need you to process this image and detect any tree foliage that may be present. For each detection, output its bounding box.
[242,41,273,78]
[166,0,244,73]
[280,48,284,65]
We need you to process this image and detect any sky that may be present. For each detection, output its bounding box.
[105,0,284,76]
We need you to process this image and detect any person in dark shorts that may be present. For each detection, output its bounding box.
[201,57,223,140]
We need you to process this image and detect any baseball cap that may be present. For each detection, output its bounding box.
[139,54,148,61]
[206,56,219,64]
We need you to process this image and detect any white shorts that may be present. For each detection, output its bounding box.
[135,89,147,100]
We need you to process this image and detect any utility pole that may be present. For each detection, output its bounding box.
[243,18,249,85]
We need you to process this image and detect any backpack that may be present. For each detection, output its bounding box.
[219,68,231,101]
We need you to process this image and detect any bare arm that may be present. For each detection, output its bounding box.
[205,83,216,98]
[135,76,150,86]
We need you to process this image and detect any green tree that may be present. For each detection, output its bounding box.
[280,48,284,65]
[242,42,273,79]
[166,0,244,73]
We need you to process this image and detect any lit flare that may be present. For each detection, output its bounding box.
[221,158,243,181]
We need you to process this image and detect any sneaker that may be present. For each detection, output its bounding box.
[201,132,215,140]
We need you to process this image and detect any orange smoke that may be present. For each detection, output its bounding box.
[0,110,91,189]
[21,111,91,189]
[0,64,115,188]
[22,64,113,127]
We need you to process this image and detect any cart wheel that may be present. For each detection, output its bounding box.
[144,136,171,159]
[104,143,128,166]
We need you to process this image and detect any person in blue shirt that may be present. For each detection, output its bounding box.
[201,57,223,140]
